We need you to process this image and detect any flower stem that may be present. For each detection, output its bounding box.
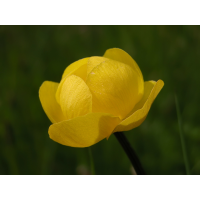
[114,132,145,175]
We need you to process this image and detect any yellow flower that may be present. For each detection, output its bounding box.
[39,48,164,147]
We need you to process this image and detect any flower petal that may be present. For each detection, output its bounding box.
[58,75,92,120]
[49,113,121,147]
[62,57,89,81]
[113,79,164,132]
[103,48,144,92]
[87,56,109,77]
[86,59,144,119]
[39,81,66,123]
[56,58,89,104]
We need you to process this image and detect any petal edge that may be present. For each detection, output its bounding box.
[114,79,164,132]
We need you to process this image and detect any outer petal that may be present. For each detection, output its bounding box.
[58,75,92,120]
[103,48,144,95]
[86,59,144,119]
[39,81,66,123]
[113,80,164,132]
[49,113,121,147]
[62,57,89,81]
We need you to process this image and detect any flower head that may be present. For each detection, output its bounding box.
[39,48,164,147]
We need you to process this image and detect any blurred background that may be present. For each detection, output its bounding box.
[0,26,200,175]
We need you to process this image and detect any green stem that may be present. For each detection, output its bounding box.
[88,147,95,175]
[175,94,190,175]
[114,132,145,175]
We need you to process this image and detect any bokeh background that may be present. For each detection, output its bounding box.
[1,26,200,175]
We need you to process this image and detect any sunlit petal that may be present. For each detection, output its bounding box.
[86,59,144,119]
[58,75,92,120]
[56,58,89,104]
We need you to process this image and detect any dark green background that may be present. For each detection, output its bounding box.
[1,26,200,175]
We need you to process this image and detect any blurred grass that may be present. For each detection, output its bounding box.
[175,94,190,174]
[0,26,200,174]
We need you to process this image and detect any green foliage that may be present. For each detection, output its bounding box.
[1,26,200,174]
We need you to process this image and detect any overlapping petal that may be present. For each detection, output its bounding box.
[57,75,92,120]
[56,58,89,104]
[87,56,109,77]
[113,79,164,132]
[49,113,121,147]
[62,57,89,81]
[103,48,144,95]
[39,81,66,123]
[86,59,144,119]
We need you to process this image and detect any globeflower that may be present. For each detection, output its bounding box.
[39,48,164,147]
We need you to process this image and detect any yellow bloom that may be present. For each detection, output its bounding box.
[39,48,164,147]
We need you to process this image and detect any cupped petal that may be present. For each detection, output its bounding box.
[62,57,89,81]
[86,59,144,119]
[103,48,144,94]
[87,56,109,77]
[49,113,121,147]
[39,81,66,123]
[58,75,92,120]
[113,79,164,132]
[56,58,89,104]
